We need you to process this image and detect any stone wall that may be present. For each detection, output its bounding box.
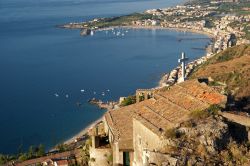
[113,143,123,165]
[136,89,154,103]
[89,147,112,166]
[103,117,115,146]
[133,118,166,166]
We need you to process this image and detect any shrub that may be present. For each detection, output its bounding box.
[164,128,177,138]
[208,81,222,86]
[0,155,6,165]
[164,128,184,139]
[219,140,250,165]
[120,95,136,106]
[181,120,196,128]
[18,154,29,162]
[56,143,68,152]
[207,104,221,115]
[189,109,210,120]
[90,157,96,162]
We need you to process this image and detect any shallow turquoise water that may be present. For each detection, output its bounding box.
[0,0,210,154]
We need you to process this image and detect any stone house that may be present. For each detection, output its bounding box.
[103,79,227,166]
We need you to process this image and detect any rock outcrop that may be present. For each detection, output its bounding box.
[152,112,250,166]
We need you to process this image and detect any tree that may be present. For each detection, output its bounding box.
[0,154,8,165]
[56,144,68,152]
[28,146,35,158]
[18,153,28,162]
[121,96,136,106]
[37,144,45,157]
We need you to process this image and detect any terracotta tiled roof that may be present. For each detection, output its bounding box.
[104,79,227,151]
[55,159,69,166]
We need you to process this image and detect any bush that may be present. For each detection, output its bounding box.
[18,153,29,162]
[37,144,45,157]
[189,109,210,120]
[56,143,68,152]
[164,128,177,138]
[0,155,6,165]
[181,120,196,128]
[120,96,136,106]
[220,140,250,165]
[208,81,222,86]
[164,128,184,139]
[207,104,221,115]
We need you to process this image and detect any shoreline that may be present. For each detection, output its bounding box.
[61,25,214,147]
[63,115,105,145]
[98,25,215,39]
[112,25,215,88]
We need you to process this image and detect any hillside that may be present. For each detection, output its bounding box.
[190,44,250,110]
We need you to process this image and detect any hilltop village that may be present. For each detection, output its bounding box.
[2,0,250,166]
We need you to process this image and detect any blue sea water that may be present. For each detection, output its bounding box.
[0,0,210,154]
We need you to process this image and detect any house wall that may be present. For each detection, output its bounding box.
[129,152,134,166]
[89,146,112,166]
[133,118,165,166]
[103,117,115,145]
[103,117,134,166]
[112,142,123,165]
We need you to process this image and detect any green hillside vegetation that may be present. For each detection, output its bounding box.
[83,13,153,28]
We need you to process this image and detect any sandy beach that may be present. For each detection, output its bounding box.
[96,25,215,39]
[63,115,105,145]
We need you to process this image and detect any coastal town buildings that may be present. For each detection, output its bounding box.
[130,2,250,56]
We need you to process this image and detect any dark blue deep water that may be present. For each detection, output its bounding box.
[0,0,210,154]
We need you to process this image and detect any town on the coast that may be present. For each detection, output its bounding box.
[1,0,250,166]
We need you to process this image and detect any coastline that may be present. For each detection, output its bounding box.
[62,25,214,147]
[63,115,105,145]
[105,25,215,39]
[115,25,215,88]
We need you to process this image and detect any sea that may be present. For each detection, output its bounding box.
[0,0,210,154]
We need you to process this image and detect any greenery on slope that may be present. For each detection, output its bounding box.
[120,95,136,106]
[83,13,153,28]
[0,144,45,165]
[190,44,250,99]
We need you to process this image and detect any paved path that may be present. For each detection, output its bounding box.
[221,112,250,127]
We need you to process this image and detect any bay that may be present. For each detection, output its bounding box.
[0,0,209,154]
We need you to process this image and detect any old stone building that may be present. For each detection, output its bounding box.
[103,79,227,166]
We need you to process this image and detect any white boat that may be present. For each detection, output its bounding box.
[54,93,59,97]
[65,94,69,98]
[90,30,94,36]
